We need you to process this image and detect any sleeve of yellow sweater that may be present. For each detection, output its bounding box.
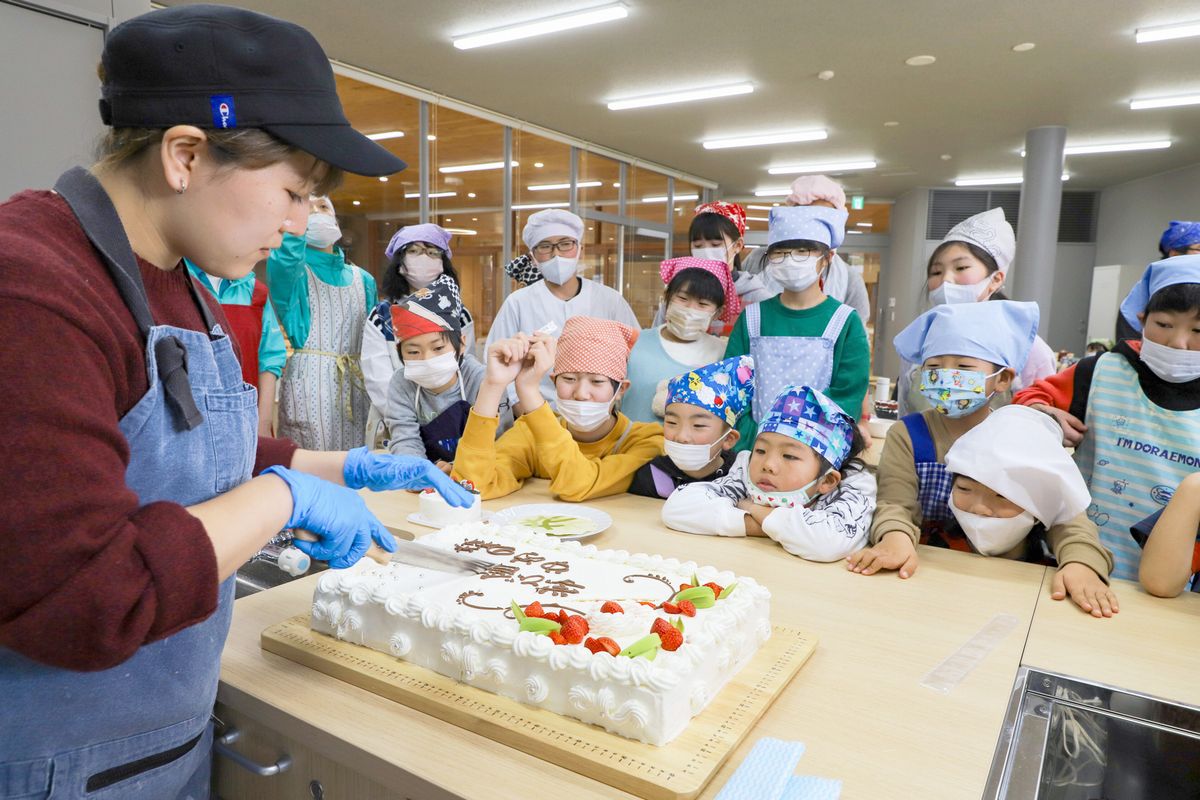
[524,407,665,502]
[451,409,536,500]
[869,420,923,545]
[1046,512,1114,583]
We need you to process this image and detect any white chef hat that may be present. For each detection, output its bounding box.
[942,207,1016,274]
[521,208,584,250]
[944,405,1091,528]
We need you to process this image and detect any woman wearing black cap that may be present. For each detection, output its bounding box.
[0,5,471,797]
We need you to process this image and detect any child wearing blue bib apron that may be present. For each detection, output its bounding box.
[724,204,870,451]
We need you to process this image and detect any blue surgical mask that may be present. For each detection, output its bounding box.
[919,367,1002,417]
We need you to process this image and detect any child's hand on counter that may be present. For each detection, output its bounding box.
[737,498,772,537]
[846,531,919,578]
[1052,562,1119,618]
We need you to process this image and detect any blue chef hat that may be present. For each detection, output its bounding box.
[1160,221,1200,256]
[894,300,1040,371]
[1119,254,1200,334]
[767,205,848,249]
[758,385,855,469]
[666,356,755,428]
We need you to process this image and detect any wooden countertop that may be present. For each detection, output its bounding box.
[222,482,1059,798]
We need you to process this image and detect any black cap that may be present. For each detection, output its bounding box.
[99,4,405,177]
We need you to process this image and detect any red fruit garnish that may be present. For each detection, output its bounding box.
[650,617,675,638]
[557,610,570,625]
[678,600,697,617]
[584,637,601,653]
[523,601,546,618]
[661,601,681,614]
[561,615,589,644]
[678,583,693,592]
[638,601,658,608]
[705,582,725,598]
[549,631,566,646]
[658,626,683,651]
[594,636,620,656]
[600,601,624,614]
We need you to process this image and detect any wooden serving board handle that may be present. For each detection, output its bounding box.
[291,529,391,566]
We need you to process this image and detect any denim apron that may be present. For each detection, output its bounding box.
[0,168,255,799]
[901,412,970,552]
[747,301,853,421]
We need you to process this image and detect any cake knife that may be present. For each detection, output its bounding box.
[291,528,493,575]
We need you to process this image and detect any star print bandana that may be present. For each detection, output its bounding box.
[390,284,461,342]
[666,355,755,427]
[758,384,855,469]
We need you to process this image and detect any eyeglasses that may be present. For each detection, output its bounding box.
[767,246,822,264]
[405,244,445,258]
[532,239,579,255]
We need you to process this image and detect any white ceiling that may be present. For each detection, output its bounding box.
[161,0,1200,199]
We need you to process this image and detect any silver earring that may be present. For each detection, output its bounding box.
[177,180,186,194]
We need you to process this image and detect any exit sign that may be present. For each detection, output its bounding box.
[850,195,865,210]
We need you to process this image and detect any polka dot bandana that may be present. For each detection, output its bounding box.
[552,316,639,381]
[659,256,742,326]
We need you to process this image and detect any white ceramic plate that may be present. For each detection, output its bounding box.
[489,503,613,540]
[407,511,496,530]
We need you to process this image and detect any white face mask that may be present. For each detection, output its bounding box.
[664,429,731,472]
[557,397,614,432]
[747,472,824,509]
[1139,336,1200,383]
[928,276,988,306]
[664,303,715,342]
[949,494,1036,556]
[402,253,443,288]
[769,254,822,292]
[537,254,579,285]
[402,351,459,390]
[306,213,341,248]
[691,245,729,264]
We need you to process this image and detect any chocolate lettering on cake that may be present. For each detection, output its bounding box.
[454,538,516,556]
[540,561,569,574]
[455,592,584,618]
[511,552,545,565]
[479,564,519,581]
[535,578,585,597]
[623,573,676,598]
[517,574,545,587]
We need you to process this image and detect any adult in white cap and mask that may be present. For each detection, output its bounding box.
[898,207,1057,414]
[742,175,872,322]
[944,405,1116,617]
[485,208,638,407]
[267,193,378,450]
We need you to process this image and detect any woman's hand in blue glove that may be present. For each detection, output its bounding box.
[342,448,474,507]
[263,465,396,569]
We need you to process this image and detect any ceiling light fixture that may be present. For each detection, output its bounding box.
[905,55,936,66]
[427,134,437,141]
[1011,42,1036,52]
[607,82,753,111]
[443,228,478,235]
[1021,139,1171,156]
[404,190,457,198]
[534,162,545,168]
[438,160,518,174]
[453,3,628,50]
[954,174,1069,187]
[528,181,603,191]
[1130,93,1200,110]
[747,205,776,210]
[351,200,361,206]
[366,130,405,141]
[746,216,770,222]
[857,222,873,227]
[702,129,827,150]
[1135,19,1200,43]
[847,230,864,235]
[513,201,571,210]
[467,192,476,198]
[378,176,388,182]
[767,160,877,175]
[753,188,792,197]
[641,194,699,203]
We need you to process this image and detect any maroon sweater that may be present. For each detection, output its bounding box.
[0,190,297,671]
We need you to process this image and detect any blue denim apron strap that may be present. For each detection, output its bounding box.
[0,167,256,799]
[901,412,962,549]
[53,167,211,431]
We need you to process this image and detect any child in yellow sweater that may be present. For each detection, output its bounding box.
[454,316,664,500]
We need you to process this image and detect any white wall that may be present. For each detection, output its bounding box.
[1094,162,1200,270]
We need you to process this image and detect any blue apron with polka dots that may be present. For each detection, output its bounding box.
[747,301,853,421]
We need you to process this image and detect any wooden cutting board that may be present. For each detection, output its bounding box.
[262,616,816,800]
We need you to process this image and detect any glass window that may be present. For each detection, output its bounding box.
[578,151,622,216]
[627,165,669,226]
[671,179,703,257]
[428,105,506,344]
[328,74,420,279]
[511,130,573,275]
[623,225,670,327]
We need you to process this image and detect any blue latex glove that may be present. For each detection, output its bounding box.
[264,466,396,569]
[342,447,474,507]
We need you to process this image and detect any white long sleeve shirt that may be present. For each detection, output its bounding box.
[661,450,877,562]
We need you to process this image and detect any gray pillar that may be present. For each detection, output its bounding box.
[1014,126,1066,336]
